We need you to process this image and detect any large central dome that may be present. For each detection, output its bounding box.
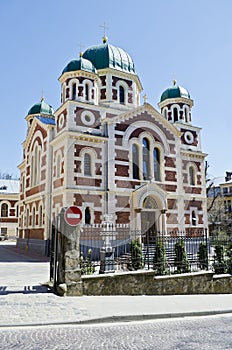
[82,37,136,74]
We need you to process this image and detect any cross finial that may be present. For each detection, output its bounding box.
[143,94,148,104]
[100,22,109,43]
[41,89,44,102]
[79,43,84,57]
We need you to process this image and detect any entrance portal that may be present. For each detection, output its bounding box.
[141,196,160,244]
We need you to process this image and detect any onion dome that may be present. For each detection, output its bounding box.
[160,80,190,102]
[27,97,54,116]
[62,54,97,74]
[82,36,136,74]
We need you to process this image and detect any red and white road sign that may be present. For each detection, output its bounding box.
[64,206,82,226]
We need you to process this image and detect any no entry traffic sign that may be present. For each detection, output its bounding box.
[64,206,82,226]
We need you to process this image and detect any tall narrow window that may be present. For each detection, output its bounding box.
[26,209,30,227]
[84,153,91,176]
[39,206,43,227]
[37,148,41,184]
[32,207,36,227]
[184,107,188,122]
[31,155,34,186]
[85,207,91,225]
[153,147,161,181]
[164,109,167,119]
[1,203,8,217]
[173,107,178,122]
[72,83,76,100]
[143,138,150,180]
[119,86,125,103]
[191,210,197,226]
[62,86,66,103]
[56,154,61,178]
[34,145,38,185]
[85,84,89,101]
[189,166,195,186]
[132,144,139,179]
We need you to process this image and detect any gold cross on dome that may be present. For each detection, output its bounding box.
[100,21,109,36]
[79,43,84,57]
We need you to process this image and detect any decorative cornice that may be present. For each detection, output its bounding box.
[104,103,182,138]
[58,70,99,84]
[181,150,208,159]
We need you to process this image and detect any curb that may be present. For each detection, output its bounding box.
[1,309,232,328]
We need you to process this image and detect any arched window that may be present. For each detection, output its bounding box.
[85,84,89,101]
[72,83,76,100]
[189,166,195,186]
[62,86,66,103]
[56,154,61,178]
[32,207,36,227]
[34,145,38,185]
[31,155,34,186]
[1,203,8,217]
[163,109,167,119]
[184,107,188,122]
[153,147,161,181]
[132,144,139,179]
[119,86,125,103]
[143,138,150,180]
[191,210,197,226]
[39,206,43,227]
[84,153,91,176]
[26,208,30,227]
[85,207,91,225]
[173,107,178,122]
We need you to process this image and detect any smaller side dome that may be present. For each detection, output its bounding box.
[27,98,54,116]
[160,81,190,102]
[62,56,97,74]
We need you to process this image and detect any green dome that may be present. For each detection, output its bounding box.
[82,40,136,74]
[160,82,190,102]
[62,56,97,74]
[27,99,54,116]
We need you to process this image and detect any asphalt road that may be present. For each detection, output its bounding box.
[0,315,232,350]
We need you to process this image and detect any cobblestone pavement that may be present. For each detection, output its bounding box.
[0,315,232,350]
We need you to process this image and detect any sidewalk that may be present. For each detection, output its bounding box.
[0,243,232,327]
[1,290,232,327]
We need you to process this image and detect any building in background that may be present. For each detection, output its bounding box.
[0,179,19,240]
[208,172,232,235]
[17,36,208,254]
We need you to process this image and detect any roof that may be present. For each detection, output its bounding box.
[0,179,20,194]
[36,116,56,125]
[62,56,97,74]
[27,98,54,116]
[82,39,136,74]
[160,81,190,102]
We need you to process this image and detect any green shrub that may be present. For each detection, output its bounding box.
[153,241,167,275]
[198,242,208,270]
[213,244,227,274]
[174,240,190,273]
[130,239,143,270]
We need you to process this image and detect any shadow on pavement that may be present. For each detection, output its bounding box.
[0,285,51,295]
[0,243,50,263]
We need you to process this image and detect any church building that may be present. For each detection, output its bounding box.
[17,35,208,254]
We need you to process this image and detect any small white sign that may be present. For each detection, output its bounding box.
[67,213,80,219]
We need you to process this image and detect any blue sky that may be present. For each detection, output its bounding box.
[0,0,231,181]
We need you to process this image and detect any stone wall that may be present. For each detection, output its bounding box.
[79,271,232,296]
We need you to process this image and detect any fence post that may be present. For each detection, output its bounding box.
[205,227,209,270]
